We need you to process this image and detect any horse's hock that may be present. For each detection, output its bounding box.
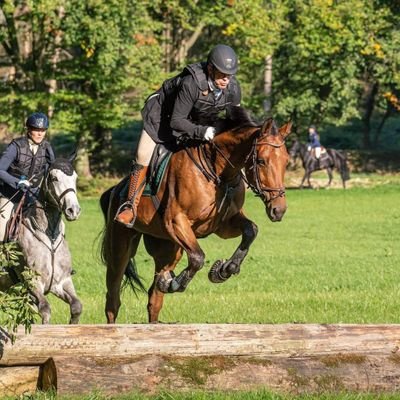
[1,324,400,396]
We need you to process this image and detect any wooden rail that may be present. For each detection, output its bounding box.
[1,324,400,396]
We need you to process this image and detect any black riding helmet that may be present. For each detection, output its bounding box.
[207,44,238,75]
[26,112,49,130]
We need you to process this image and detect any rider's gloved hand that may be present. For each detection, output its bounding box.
[17,179,31,192]
[204,127,216,141]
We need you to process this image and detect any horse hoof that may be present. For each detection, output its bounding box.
[157,271,175,293]
[208,260,227,283]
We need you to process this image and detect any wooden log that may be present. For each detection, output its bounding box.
[1,324,400,395]
[0,358,56,397]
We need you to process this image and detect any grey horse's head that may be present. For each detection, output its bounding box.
[46,158,81,221]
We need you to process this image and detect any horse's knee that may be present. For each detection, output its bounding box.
[38,301,51,324]
[189,250,205,272]
[245,221,258,239]
[70,299,82,323]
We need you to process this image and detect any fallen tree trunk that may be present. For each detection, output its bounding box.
[1,324,400,395]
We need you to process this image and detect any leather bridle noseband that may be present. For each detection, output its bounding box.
[245,134,286,204]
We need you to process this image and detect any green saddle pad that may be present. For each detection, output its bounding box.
[143,153,172,196]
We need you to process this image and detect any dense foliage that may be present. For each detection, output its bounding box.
[0,241,38,342]
[0,0,399,175]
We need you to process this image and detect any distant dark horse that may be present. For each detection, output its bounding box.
[289,139,350,188]
[100,107,292,323]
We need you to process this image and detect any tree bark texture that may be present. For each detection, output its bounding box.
[1,324,400,396]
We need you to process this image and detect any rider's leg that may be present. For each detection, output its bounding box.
[315,147,321,168]
[115,130,155,226]
[0,197,14,244]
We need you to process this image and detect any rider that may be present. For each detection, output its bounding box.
[0,112,55,243]
[307,125,321,160]
[116,44,241,226]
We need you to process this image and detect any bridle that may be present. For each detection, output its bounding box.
[243,132,286,204]
[42,167,77,211]
[186,128,286,205]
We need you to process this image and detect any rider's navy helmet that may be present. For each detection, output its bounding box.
[26,112,49,130]
[207,44,238,75]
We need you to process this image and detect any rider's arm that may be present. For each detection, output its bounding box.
[170,76,208,141]
[0,142,20,188]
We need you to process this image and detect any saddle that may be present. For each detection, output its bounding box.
[120,144,172,211]
[310,147,327,159]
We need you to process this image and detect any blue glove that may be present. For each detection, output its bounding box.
[17,179,31,192]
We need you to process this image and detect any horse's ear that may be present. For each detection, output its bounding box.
[279,121,293,140]
[261,118,274,135]
[68,147,78,163]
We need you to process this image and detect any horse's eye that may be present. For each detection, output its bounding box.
[257,159,266,166]
[50,176,58,182]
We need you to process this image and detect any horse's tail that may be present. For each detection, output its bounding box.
[100,185,116,267]
[329,150,350,183]
[100,183,146,295]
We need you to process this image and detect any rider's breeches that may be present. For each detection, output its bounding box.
[0,196,14,243]
[315,147,321,159]
[135,129,156,166]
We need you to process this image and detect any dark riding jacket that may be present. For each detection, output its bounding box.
[0,137,55,202]
[141,62,241,145]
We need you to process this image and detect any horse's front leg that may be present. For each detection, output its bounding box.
[209,211,258,283]
[326,167,333,187]
[30,285,51,324]
[157,213,204,294]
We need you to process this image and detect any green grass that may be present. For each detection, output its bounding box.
[47,176,400,325]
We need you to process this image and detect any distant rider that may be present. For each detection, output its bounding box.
[0,112,55,243]
[307,125,321,160]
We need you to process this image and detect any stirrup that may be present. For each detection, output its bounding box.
[114,201,137,229]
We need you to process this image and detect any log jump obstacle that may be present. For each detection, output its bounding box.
[1,324,400,396]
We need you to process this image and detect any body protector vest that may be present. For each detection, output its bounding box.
[162,62,240,125]
[7,137,51,188]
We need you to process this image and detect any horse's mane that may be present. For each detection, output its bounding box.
[50,158,74,176]
[215,106,259,133]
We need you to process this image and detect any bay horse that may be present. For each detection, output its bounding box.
[0,157,82,324]
[100,107,292,323]
[289,139,350,189]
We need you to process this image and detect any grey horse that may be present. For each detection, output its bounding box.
[0,157,82,324]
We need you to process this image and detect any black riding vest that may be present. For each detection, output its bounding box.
[163,62,241,125]
[7,137,51,188]
[141,62,241,144]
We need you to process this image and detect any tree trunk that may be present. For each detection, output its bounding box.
[360,79,378,149]
[263,55,273,113]
[90,125,113,175]
[75,135,92,178]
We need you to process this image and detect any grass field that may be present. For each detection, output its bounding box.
[47,172,400,325]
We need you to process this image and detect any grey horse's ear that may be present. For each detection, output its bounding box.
[68,147,78,163]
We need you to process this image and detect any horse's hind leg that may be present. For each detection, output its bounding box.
[210,211,258,283]
[143,235,183,323]
[105,225,141,323]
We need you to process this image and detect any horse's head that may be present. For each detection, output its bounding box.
[244,118,292,222]
[45,158,81,221]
